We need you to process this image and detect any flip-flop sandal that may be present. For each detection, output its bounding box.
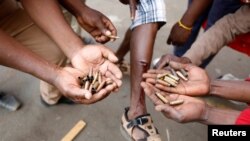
[121,107,162,141]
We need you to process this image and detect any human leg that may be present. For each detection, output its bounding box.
[127,22,159,140]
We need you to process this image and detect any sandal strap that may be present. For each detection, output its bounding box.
[122,107,161,141]
[127,116,149,128]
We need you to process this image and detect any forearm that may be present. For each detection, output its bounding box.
[183,5,250,65]
[210,80,250,103]
[181,0,212,27]
[201,106,240,125]
[59,0,86,18]
[20,0,84,59]
[0,29,58,85]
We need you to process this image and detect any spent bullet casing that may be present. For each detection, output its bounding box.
[163,76,178,87]
[167,73,180,81]
[180,69,188,77]
[155,92,169,104]
[176,71,188,81]
[157,79,171,87]
[170,99,184,106]
[170,68,177,77]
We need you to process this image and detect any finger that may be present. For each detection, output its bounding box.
[141,82,163,105]
[107,61,123,79]
[147,69,167,74]
[129,0,137,20]
[155,105,183,121]
[157,57,171,69]
[99,46,119,63]
[95,35,108,44]
[67,87,92,100]
[155,83,179,94]
[142,72,157,79]
[166,36,172,45]
[105,71,122,87]
[145,78,157,84]
[102,18,117,37]
[169,61,188,70]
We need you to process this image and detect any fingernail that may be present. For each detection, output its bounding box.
[105,30,111,36]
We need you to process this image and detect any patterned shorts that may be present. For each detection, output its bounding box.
[131,0,167,29]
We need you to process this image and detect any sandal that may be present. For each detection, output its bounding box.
[121,107,162,141]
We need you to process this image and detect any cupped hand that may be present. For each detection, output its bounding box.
[70,44,122,91]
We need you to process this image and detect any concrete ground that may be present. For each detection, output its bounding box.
[0,0,250,141]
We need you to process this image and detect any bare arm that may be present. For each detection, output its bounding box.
[183,5,250,65]
[59,0,117,43]
[167,0,212,45]
[181,0,212,27]
[201,106,240,125]
[20,0,84,60]
[0,29,58,85]
[210,80,250,103]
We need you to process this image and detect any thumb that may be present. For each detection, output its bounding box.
[167,35,172,45]
[155,104,183,122]
[69,87,92,100]
[169,61,188,70]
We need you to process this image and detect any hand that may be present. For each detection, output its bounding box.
[70,44,122,90]
[167,22,191,46]
[119,0,138,20]
[143,61,210,96]
[77,5,117,43]
[54,67,117,104]
[141,82,207,123]
[155,54,191,69]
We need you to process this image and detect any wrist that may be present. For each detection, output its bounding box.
[178,20,193,31]
[63,37,85,60]
[209,80,219,96]
[181,56,192,64]
[50,65,62,87]
[200,104,211,123]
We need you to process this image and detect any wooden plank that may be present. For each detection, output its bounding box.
[61,120,86,141]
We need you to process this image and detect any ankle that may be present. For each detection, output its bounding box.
[127,108,147,120]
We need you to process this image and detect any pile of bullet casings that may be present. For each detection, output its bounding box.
[78,68,113,94]
[155,68,188,106]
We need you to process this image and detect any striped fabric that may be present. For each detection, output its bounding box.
[130,0,167,29]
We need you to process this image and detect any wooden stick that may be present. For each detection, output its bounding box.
[61,120,86,141]
[155,92,169,104]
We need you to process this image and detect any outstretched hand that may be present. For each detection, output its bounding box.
[143,61,210,96]
[70,44,122,92]
[141,82,207,123]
